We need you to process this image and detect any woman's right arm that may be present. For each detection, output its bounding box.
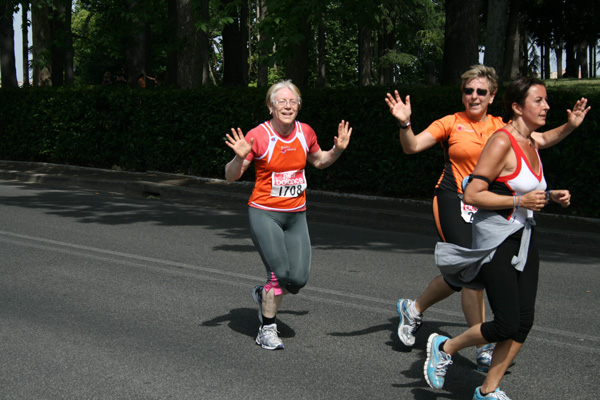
[225,128,253,182]
[463,133,515,210]
[385,90,436,154]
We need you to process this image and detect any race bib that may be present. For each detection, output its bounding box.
[460,200,478,223]
[271,170,307,198]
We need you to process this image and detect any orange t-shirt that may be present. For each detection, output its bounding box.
[245,121,320,212]
[426,112,506,193]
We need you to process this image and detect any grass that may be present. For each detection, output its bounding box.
[543,77,600,90]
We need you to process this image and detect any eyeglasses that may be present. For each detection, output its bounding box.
[463,87,489,96]
[272,99,300,108]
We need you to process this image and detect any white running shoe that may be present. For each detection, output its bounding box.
[255,323,284,350]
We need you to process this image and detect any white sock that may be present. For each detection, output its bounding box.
[410,300,421,317]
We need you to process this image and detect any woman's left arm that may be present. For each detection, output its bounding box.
[532,97,590,149]
[308,120,352,169]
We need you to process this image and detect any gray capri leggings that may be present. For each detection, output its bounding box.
[248,207,311,294]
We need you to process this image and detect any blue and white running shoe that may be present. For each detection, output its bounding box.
[476,343,495,372]
[396,298,422,346]
[473,386,511,399]
[424,333,453,389]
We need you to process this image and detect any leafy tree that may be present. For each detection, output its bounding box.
[72,0,168,86]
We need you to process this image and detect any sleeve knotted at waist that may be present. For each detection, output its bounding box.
[434,209,535,284]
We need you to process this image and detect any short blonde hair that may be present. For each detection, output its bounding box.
[266,80,302,110]
[460,65,499,94]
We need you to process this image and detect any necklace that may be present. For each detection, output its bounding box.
[511,123,532,146]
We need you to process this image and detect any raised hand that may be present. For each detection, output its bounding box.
[334,120,352,152]
[566,97,591,128]
[385,90,411,124]
[225,128,254,159]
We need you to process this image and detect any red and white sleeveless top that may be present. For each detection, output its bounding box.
[246,121,319,212]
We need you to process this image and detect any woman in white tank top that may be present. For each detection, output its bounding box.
[426,77,588,400]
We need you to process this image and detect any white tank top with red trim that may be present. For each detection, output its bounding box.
[493,130,547,225]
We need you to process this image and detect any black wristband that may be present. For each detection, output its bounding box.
[398,121,411,129]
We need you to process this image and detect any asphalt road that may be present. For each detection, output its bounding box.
[0,179,598,399]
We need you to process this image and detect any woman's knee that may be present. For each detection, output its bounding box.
[285,272,309,294]
[514,314,535,342]
[482,318,520,342]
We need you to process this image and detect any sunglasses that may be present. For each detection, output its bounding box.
[463,87,489,96]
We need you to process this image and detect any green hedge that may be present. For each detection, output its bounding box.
[1,83,598,218]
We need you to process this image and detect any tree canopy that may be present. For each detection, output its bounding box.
[1,0,599,88]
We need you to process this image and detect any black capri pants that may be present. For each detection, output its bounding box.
[479,229,539,344]
[433,188,473,291]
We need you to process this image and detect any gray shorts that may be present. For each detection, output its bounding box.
[248,207,311,294]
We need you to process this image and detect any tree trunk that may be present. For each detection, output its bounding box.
[578,41,588,78]
[539,43,544,79]
[176,0,210,88]
[441,0,479,85]
[502,0,521,81]
[590,45,596,78]
[358,25,371,86]
[0,2,18,87]
[21,2,29,85]
[519,25,527,77]
[256,0,268,87]
[284,21,310,91]
[124,1,148,87]
[555,41,563,79]
[51,0,67,86]
[165,0,177,86]
[63,2,73,85]
[484,0,509,82]
[222,0,248,87]
[316,18,325,88]
[377,28,394,86]
[543,42,551,79]
[564,40,578,78]
[31,0,52,86]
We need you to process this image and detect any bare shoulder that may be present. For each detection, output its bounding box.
[486,129,512,149]
[480,128,514,162]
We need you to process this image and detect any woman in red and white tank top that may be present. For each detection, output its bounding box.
[224,80,352,350]
[427,77,579,399]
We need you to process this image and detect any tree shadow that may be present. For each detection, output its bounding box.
[1,181,596,262]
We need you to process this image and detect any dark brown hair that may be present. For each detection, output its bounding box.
[503,76,545,121]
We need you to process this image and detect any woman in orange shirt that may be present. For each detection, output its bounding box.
[385,64,589,371]
[225,80,352,350]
